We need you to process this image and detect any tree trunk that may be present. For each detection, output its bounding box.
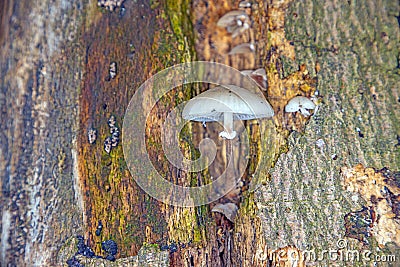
[255,0,400,266]
[1,0,399,266]
[1,0,85,265]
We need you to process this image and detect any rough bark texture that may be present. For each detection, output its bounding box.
[255,0,400,266]
[0,0,86,265]
[1,0,399,266]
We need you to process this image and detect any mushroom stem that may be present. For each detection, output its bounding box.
[219,112,236,139]
[299,107,310,117]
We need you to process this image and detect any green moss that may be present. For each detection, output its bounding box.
[140,242,161,254]
[192,227,203,243]
[164,0,196,62]
[240,193,258,217]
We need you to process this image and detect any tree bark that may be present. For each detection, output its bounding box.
[1,0,399,266]
[256,0,400,266]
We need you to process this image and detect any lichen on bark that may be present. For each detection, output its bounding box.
[255,0,399,265]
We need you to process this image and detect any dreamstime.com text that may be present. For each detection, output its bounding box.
[256,239,397,264]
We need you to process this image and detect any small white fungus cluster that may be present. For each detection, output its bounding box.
[97,0,124,12]
[87,128,97,144]
[104,115,120,154]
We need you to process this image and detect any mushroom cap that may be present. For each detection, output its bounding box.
[182,85,274,122]
[252,68,266,77]
[240,70,254,75]
[240,68,268,90]
[217,10,249,27]
[212,203,238,222]
[228,43,255,55]
[239,1,252,8]
[284,96,316,112]
[229,23,250,38]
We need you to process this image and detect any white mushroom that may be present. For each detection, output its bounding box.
[212,203,238,223]
[217,10,250,38]
[227,22,250,38]
[228,43,255,55]
[87,128,97,144]
[241,68,267,89]
[252,68,267,89]
[284,96,316,117]
[252,68,266,77]
[239,1,252,8]
[182,85,274,139]
[217,10,249,28]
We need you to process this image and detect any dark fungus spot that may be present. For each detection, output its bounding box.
[76,235,96,258]
[105,254,116,261]
[105,184,111,192]
[356,128,364,138]
[160,245,169,251]
[95,221,103,236]
[370,195,378,204]
[169,243,178,253]
[119,6,126,18]
[66,256,84,267]
[95,228,101,236]
[344,206,375,244]
[101,239,118,256]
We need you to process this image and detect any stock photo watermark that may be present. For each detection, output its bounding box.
[122,61,268,207]
[256,239,397,264]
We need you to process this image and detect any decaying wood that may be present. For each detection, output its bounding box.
[1,0,399,266]
[256,0,400,266]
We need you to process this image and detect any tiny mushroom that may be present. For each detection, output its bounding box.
[228,43,255,55]
[109,62,117,79]
[87,128,97,144]
[252,68,267,89]
[182,85,274,139]
[241,68,267,90]
[108,115,116,127]
[284,96,316,117]
[217,10,250,28]
[212,203,238,223]
[239,1,252,8]
[217,10,250,38]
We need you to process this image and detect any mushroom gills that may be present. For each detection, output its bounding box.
[182,85,274,140]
